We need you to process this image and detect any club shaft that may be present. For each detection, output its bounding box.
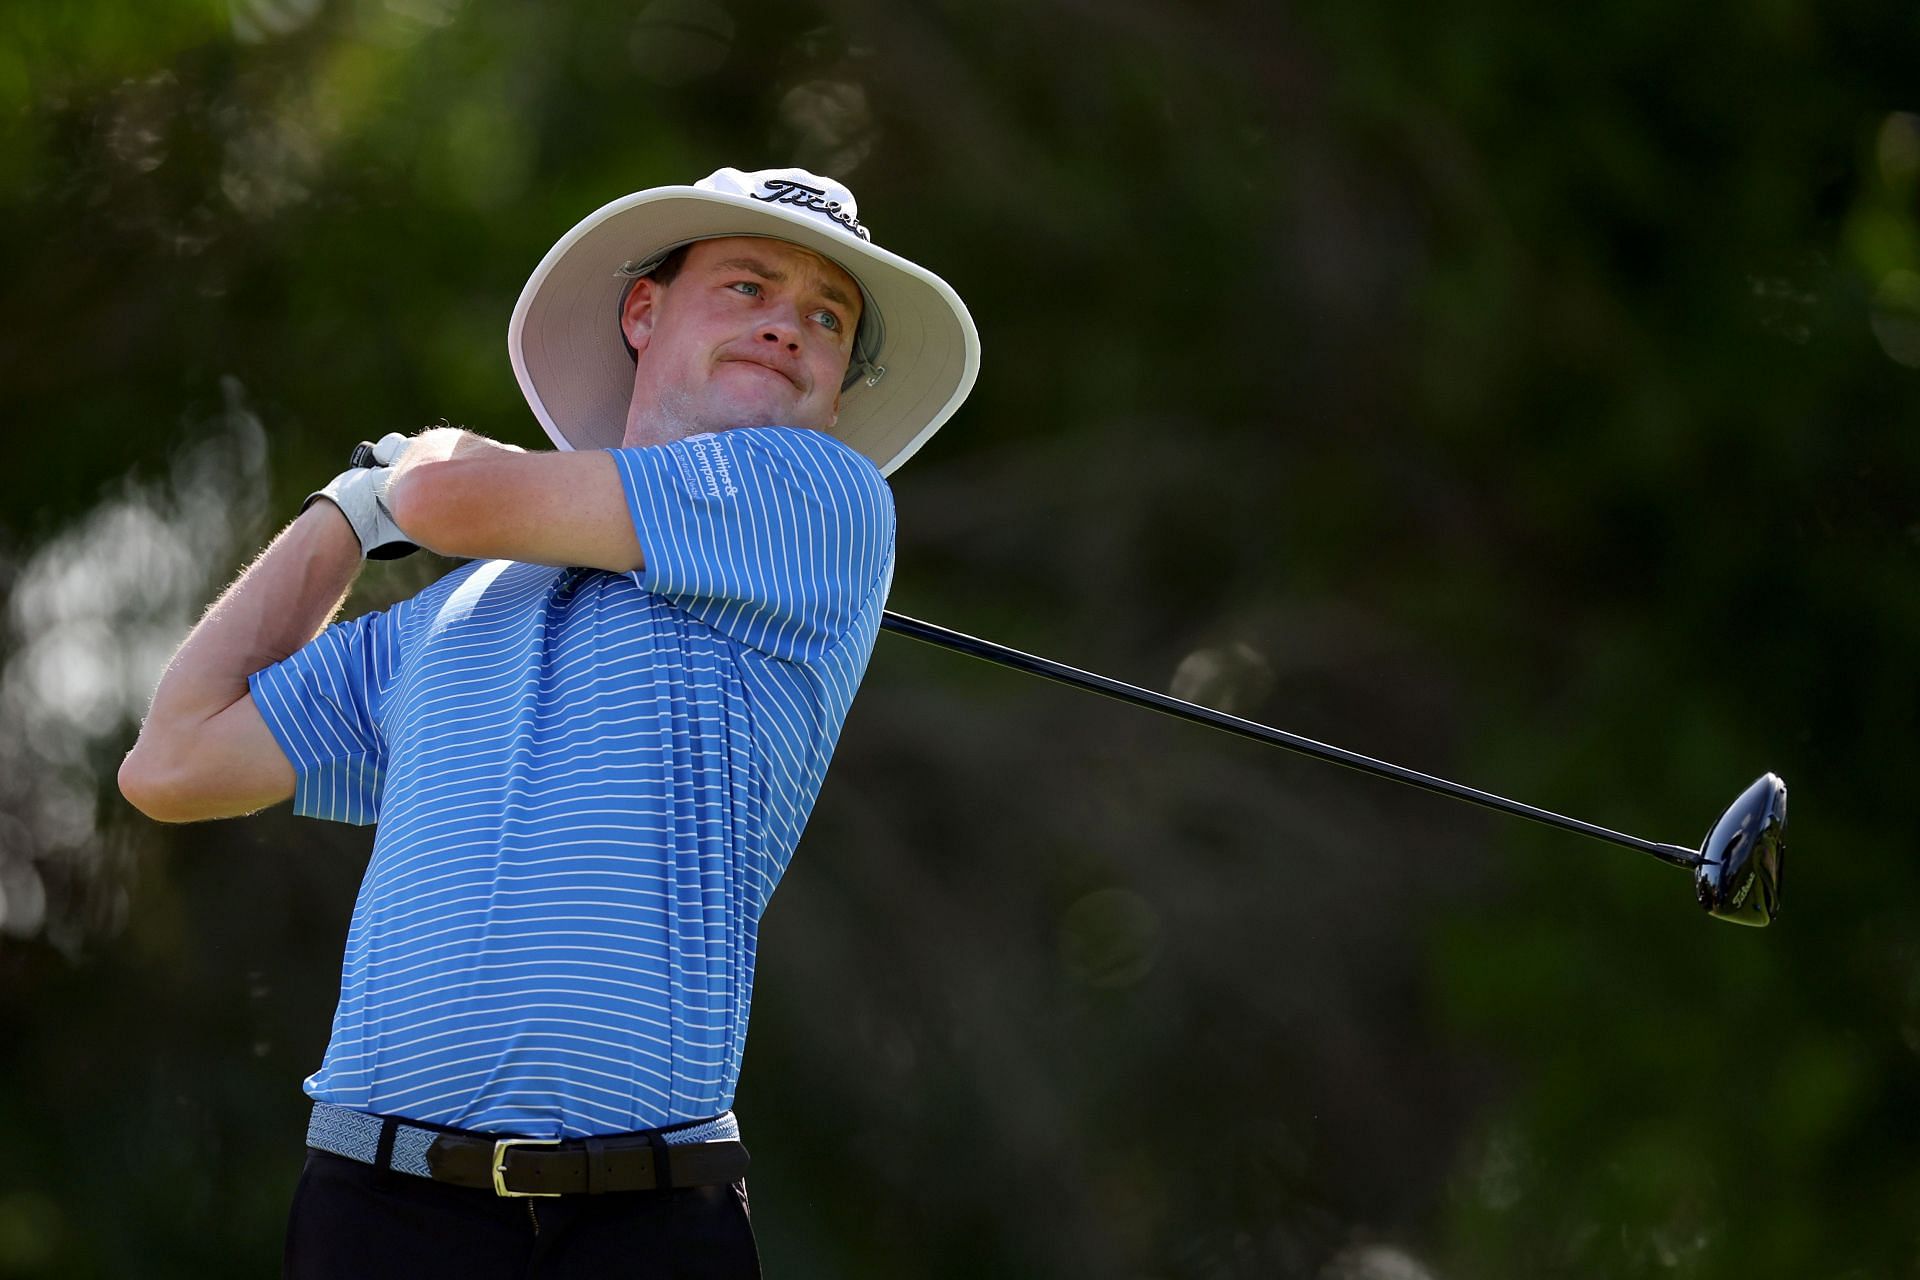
[879,611,1702,870]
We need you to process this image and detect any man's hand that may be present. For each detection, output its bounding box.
[305,433,419,560]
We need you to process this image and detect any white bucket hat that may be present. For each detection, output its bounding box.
[508,166,981,476]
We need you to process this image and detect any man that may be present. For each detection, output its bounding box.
[118,167,980,1278]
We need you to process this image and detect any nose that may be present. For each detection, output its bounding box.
[757,303,804,353]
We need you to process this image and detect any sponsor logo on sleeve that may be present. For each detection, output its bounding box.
[674,433,740,500]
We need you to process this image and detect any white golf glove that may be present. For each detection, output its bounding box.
[304,432,419,560]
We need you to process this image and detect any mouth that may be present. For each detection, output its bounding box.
[722,356,804,392]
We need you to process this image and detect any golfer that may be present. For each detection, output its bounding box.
[118,166,979,1278]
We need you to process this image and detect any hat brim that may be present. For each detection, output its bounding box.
[509,186,980,476]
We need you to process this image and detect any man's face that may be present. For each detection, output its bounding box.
[620,235,863,441]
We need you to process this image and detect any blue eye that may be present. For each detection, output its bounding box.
[813,309,841,332]
[730,281,762,297]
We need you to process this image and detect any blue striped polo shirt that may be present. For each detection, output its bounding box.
[247,426,894,1138]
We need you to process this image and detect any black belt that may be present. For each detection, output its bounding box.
[306,1103,750,1198]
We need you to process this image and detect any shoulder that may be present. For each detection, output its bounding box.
[627,427,892,517]
[719,427,884,477]
[728,427,892,504]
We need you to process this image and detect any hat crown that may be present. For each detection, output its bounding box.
[696,167,871,243]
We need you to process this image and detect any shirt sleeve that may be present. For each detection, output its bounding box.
[610,427,896,662]
[246,605,404,825]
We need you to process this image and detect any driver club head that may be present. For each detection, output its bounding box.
[1694,773,1787,926]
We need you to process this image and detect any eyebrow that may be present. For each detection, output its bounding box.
[712,256,857,314]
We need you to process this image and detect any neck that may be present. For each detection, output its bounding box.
[620,387,709,450]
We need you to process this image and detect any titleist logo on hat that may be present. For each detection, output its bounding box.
[695,167,872,243]
[751,178,869,241]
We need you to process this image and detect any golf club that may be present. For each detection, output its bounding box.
[878,612,1787,927]
[339,442,1786,927]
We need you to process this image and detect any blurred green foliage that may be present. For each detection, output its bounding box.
[1,0,1917,1275]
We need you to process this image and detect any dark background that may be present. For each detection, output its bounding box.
[2,0,1917,1275]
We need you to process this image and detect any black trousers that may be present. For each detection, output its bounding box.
[284,1149,762,1279]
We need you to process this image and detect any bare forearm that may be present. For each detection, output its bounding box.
[387,426,523,492]
[383,427,640,571]
[383,427,524,560]
[118,495,363,822]
[141,501,363,734]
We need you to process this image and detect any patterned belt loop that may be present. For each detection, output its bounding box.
[373,1116,398,1173]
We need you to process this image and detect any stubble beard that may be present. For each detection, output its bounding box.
[624,385,749,450]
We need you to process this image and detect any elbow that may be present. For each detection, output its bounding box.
[118,745,183,823]
[118,737,207,825]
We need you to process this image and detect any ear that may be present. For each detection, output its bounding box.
[620,276,666,356]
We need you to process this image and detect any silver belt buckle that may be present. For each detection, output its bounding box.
[492,1136,563,1197]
